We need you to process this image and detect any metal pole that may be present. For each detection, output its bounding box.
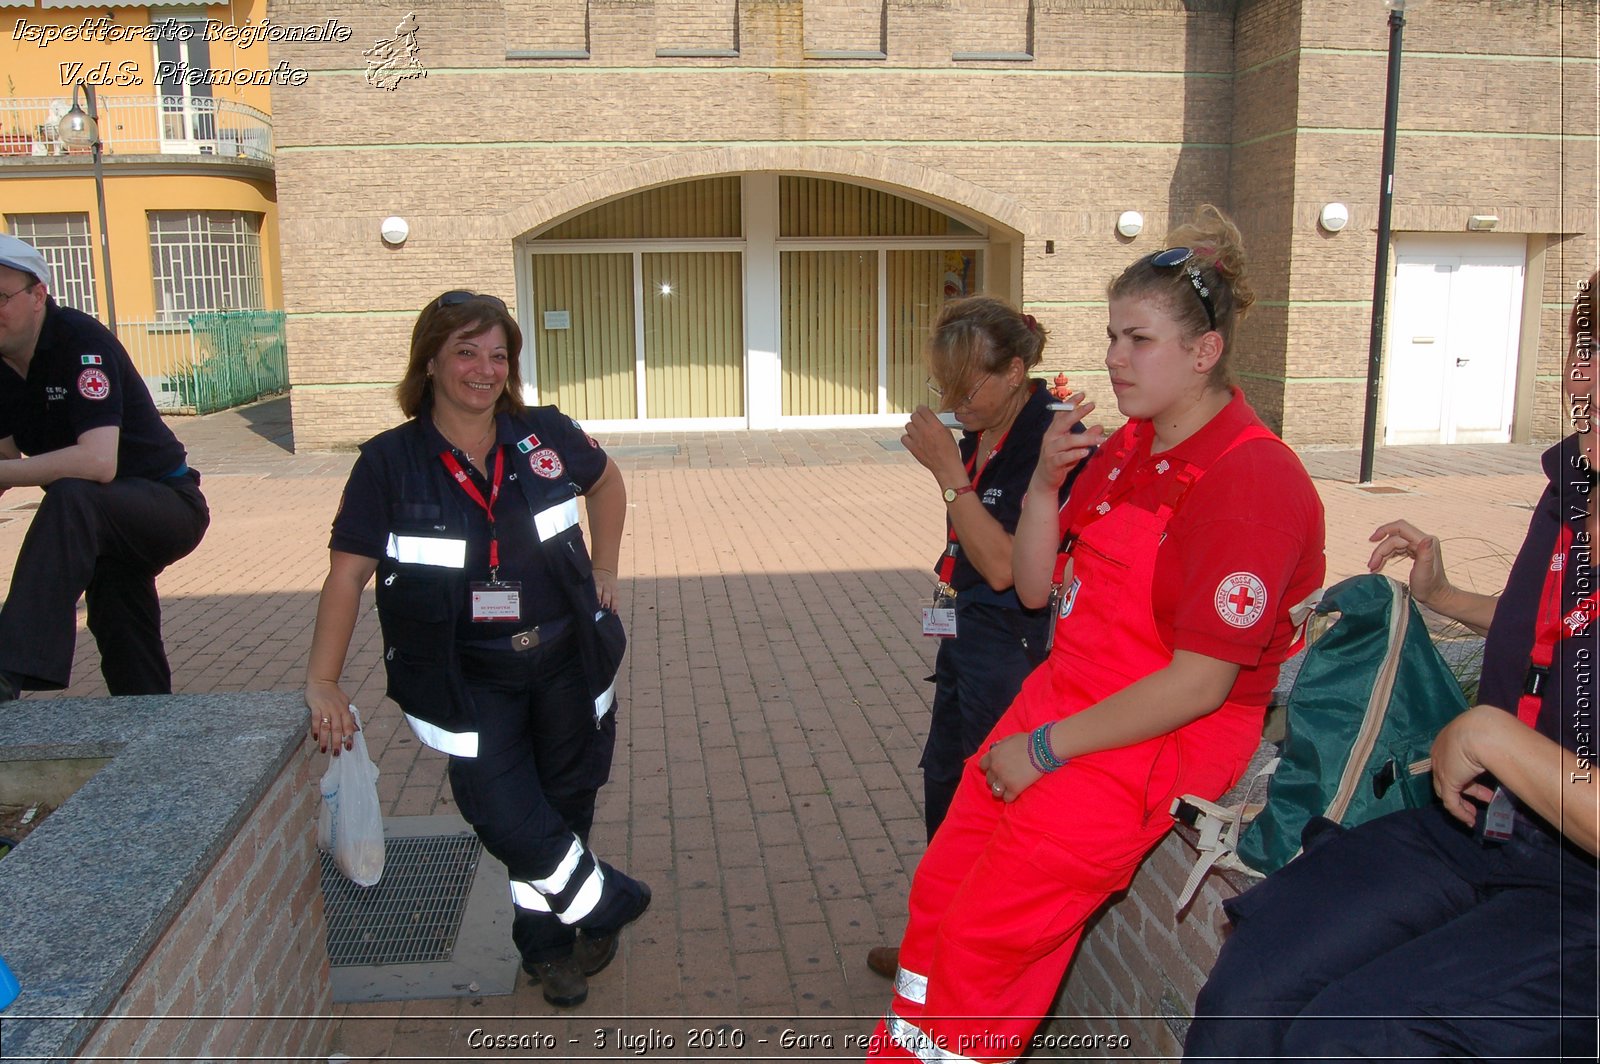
[1358,8,1406,484]
[84,83,117,333]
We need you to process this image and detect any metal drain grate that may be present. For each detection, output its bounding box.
[320,833,482,967]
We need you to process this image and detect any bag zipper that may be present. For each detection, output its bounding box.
[1324,577,1408,823]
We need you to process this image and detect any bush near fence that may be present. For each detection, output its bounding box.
[114,312,288,414]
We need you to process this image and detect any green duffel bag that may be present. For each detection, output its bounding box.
[1233,572,1470,875]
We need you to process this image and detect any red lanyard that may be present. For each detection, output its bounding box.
[1517,523,1595,727]
[937,423,1015,584]
[439,445,505,578]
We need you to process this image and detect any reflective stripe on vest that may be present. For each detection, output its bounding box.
[385,533,467,568]
[885,1010,1004,1064]
[402,711,478,758]
[593,608,618,722]
[534,498,580,542]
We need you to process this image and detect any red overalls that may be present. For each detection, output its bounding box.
[867,422,1286,1064]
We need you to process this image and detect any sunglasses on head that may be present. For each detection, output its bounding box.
[1148,247,1217,331]
[435,290,509,312]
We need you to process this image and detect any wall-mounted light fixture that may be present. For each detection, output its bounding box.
[1319,202,1350,233]
[1115,211,1144,239]
[380,216,410,245]
[1466,214,1499,231]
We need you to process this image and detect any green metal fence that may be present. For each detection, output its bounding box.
[179,311,289,415]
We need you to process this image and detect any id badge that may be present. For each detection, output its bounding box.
[1481,786,1517,843]
[470,581,522,623]
[922,584,957,639]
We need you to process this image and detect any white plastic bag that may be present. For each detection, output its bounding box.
[317,704,386,887]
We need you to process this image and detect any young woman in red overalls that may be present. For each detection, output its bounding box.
[866,206,1327,1063]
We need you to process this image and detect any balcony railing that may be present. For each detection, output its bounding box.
[0,95,273,163]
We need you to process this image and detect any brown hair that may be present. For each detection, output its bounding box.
[396,292,526,419]
[1107,204,1256,387]
[925,296,1047,411]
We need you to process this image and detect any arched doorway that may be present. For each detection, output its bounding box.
[517,173,1005,429]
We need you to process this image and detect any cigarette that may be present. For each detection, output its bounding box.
[1046,402,1075,412]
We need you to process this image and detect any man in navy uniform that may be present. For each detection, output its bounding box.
[0,234,209,699]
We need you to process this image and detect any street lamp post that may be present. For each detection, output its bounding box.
[1357,0,1412,485]
[58,82,117,332]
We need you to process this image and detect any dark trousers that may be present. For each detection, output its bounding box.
[0,473,209,694]
[448,638,646,965]
[1185,803,1599,1063]
[919,599,1048,840]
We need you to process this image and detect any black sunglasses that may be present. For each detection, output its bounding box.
[1149,247,1217,331]
[435,290,509,312]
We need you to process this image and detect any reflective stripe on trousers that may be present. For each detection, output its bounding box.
[883,1009,1015,1064]
[895,965,928,1006]
[507,834,606,924]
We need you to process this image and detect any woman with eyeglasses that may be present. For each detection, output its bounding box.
[866,296,1098,982]
[866,207,1325,1062]
[304,291,650,1009]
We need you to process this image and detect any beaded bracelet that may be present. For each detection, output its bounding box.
[1028,722,1067,774]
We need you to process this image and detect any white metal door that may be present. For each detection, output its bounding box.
[1446,260,1523,441]
[1384,237,1524,445]
[1385,259,1451,443]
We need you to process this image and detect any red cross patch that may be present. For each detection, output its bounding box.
[529,448,564,479]
[77,367,110,401]
[1214,572,1268,629]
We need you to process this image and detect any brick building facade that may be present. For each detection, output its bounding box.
[269,0,1597,450]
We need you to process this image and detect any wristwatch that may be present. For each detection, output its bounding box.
[943,484,977,503]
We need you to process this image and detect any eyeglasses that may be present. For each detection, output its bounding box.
[927,373,994,409]
[435,290,509,312]
[1149,247,1217,331]
[0,281,37,309]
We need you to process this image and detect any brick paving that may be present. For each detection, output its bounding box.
[0,397,1554,1058]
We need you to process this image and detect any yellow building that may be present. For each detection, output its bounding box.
[0,0,283,411]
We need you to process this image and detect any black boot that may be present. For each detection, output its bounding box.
[524,953,587,1007]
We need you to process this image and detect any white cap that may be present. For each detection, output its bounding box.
[0,234,49,287]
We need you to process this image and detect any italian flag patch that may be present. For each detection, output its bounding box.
[516,434,540,454]
[80,354,102,365]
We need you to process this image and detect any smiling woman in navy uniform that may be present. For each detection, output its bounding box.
[305,291,650,1009]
